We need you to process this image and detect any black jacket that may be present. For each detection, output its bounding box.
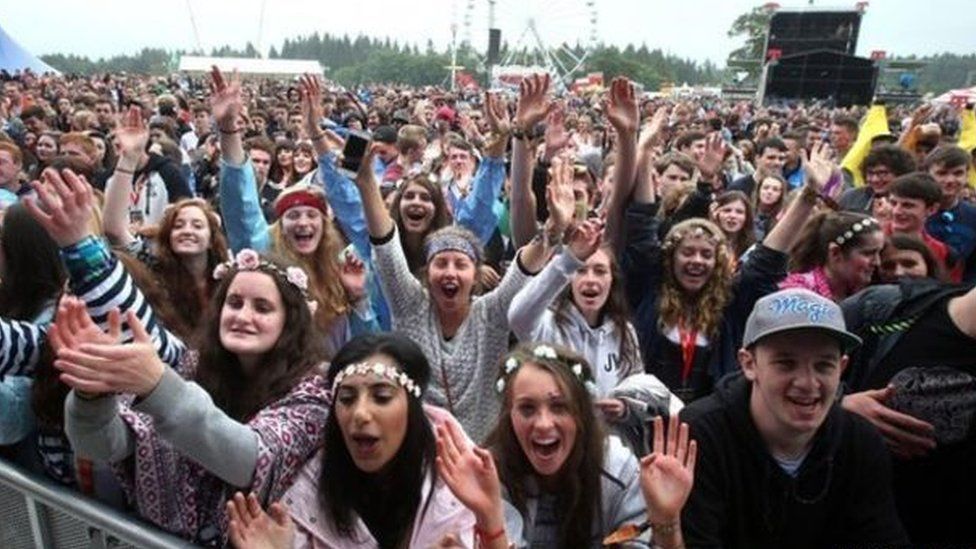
[680,374,908,548]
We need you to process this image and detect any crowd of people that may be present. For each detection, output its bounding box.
[0,64,975,548]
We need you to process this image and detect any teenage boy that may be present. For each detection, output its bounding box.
[681,288,907,548]
[887,173,950,277]
[923,146,976,282]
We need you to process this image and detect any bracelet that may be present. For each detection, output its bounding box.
[219,126,241,135]
[310,132,327,141]
[114,166,135,175]
[474,525,506,543]
[511,126,530,141]
[651,520,680,539]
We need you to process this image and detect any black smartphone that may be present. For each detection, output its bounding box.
[340,131,370,176]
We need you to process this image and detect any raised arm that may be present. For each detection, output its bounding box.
[761,141,834,254]
[604,78,640,251]
[509,74,553,248]
[102,106,148,247]
[212,66,270,252]
[634,106,668,200]
[353,143,395,239]
[454,91,510,244]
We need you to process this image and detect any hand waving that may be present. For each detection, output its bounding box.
[227,492,295,549]
[640,415,697,524]
[209,65,243,132]
[23,168,95,247]
[605,77,638,134]
[801,141,836,194]
[514,73,552,132]
[115,106,149,161]
[543,104,572,161]
[697,133,727,180]
[298,74,326,139]
[435,421,505,530]
[338,250,368,302]
[547,154,576,234]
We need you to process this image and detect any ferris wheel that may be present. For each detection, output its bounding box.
[458,0,599,85]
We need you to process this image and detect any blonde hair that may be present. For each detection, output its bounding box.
[658,218,734,337]
[269,211,348,334]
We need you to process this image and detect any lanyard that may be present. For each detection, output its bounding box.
[678,321,698,383]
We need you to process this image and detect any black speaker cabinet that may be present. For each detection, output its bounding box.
[766,9,863,60]
[765,50,877,106]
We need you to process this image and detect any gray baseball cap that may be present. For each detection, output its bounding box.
[743,288,861,352]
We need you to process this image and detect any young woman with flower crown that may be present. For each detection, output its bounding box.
[436,343,698,548]
[23,166,330,545]
[225,333,483,549]
[208,67,369,353]
[604,78,834,403]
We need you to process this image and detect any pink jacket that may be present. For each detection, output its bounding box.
[281,405,477,548]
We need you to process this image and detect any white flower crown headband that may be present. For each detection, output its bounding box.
[213,249,318,314]
[330,362,423,400]
[833,217,879,247]
[662,225,723,251]
[496,344,598,396]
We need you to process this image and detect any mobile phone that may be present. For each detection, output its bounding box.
[340,131,370,176]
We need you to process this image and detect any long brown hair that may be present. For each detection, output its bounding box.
[711,190,756,258]
[152,198,229,338]
[194,254,326,421]
[390,174,451,272]
[554,246,640,369]
[659,219,734,338]
[486,344,605,548]
[789,211,880,272]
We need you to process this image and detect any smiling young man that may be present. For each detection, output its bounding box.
[886,173,950,276]
[680,288,907,548]
[923,146,976,282]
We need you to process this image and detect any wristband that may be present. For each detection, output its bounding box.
[310,132,327,142]
[219,126,241,135]
[651,520,680,536]
[474,525,506,543]
[114,166,135,175]
[511,126,530,141]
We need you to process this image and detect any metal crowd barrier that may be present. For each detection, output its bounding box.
[0,458,195,549]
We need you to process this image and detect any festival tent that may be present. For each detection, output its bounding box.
[933,85,976,108]
[178,56,322,77]
[0,24,58,74]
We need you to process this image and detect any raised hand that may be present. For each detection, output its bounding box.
[298,74,325,139]
[54,308,166,397]
[115,106,149,161]
[484,91,511,135]
[546,154,576,234]
[354,142,380,190]
[640,415,697,524]
[338,250,368,302]
[227,492,295,549]
[567,218,604,262]
[697,133,727,180]
[801,141,836,194]
[478,264,502,291]
[514,73,552,132]
[209,65,243,132]
[23,168,95,247]
[605,77,638,135]
[435,421,505,534]
[638,106,669,152]
[543,104,572,161]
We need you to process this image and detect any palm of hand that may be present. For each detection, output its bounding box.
[211,86,241,126]
[234,515,292,549]
[642,455,693,521]
[115,127,148,156]
[516,96,548,129]
[449,453,499,514]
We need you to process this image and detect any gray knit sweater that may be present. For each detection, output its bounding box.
[372,228,533,443]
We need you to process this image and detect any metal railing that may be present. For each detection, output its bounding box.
[0,458,195,549]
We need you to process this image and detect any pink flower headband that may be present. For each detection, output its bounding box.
[213,249,318,314]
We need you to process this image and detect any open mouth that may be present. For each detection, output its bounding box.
[440,281,459,299]
[351,434,379,455]
[405,208,427,221]
[786,395,820,415]
[580,288,600,299]
[531,437,561,458]
[292,232,316,246]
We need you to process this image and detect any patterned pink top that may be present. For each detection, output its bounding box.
[113,351,328,546]
[779,266,836,301]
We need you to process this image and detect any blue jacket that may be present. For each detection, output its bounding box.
[218,158,381,334]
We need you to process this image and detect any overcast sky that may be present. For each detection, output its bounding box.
[2,0,974,65]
